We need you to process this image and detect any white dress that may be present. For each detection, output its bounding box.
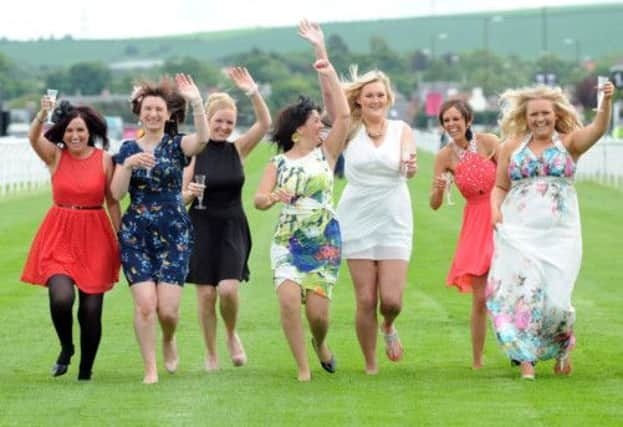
[336,120,412,260]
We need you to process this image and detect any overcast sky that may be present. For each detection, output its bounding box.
[2,0,620,40]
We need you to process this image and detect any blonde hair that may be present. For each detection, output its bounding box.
[343,65,395,140]
[205,92,237,120]
[498,85,582,141]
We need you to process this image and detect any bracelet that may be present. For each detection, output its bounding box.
[495,184,509,192]
[190,98,204,110]
[245,85,259,97]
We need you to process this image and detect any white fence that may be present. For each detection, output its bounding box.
[0,137,123,197]
[414,130,623,190]
[0,137,50,196]
[1,132,621,197]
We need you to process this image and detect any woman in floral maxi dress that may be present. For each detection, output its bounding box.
[487,81,615,380]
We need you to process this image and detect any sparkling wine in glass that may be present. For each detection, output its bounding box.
[594,76,608,112]
[444,171,455,206]
[194,174,207,210]
[143,146,155,179]
[46,89,58,124]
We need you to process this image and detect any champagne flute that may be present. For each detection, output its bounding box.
[400,138,417,177]
[46,89,58,124]
[444,171,455,206]
[194,174,207,210]
[143,146,155,179]
[594,76,608,112]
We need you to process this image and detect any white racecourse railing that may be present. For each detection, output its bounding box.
[1,133,621,197]
[0,137,123,197]
[414,130,623,190]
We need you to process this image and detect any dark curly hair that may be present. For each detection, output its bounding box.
[438,99,474,141]
[130,77,186,126]
[271,95,320,152]
[44,100,109,150]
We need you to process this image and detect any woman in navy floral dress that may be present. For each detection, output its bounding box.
[111,74,209,384]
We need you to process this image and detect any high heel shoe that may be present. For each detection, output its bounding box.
[51,346,74,377]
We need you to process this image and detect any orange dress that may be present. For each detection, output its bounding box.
[446,139,496,292]
[21,149,120,294]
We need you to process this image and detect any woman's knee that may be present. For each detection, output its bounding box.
[380,299,402,317]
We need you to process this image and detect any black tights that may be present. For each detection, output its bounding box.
[48,275,104,379]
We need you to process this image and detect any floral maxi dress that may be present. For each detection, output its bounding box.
[486,132,579,363]
[270,148,341,300]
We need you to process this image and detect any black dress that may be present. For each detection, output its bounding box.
[186,140,251,285]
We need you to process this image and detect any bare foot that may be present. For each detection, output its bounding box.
[554,355,572,376]
[472,360,483,369]
[204,355,219,372]
[365,366,379,375]
[143,373,158,384]
[297,370,311,382]
[163,337,179,374]
[520,362,535,380]
[227,333,247,367]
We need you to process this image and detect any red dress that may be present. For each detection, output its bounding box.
[446,139,496,292]
[21,149,120,293]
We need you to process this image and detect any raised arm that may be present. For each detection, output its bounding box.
[567,80,615,159]
[298,20,335,122]
[229,67,272,160]
[177,73,209,156]
[28,95,59,167]
[316,60,350,167]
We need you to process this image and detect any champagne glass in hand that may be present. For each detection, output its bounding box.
[594,76,608,112]
[194,174,207,210]
[444,172,455,206]
[46,89,58,124]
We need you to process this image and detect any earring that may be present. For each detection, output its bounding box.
[292,132,301,144]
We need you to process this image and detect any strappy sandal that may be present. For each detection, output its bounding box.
[381,325,403,362]
[554,355,572,376]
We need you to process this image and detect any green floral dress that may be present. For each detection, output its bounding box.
[270,147,341,300]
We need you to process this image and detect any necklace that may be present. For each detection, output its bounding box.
[365,119,386,139]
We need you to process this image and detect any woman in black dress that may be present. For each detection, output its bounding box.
[183,67,271,371]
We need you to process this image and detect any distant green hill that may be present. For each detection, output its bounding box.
[1,4,622,68]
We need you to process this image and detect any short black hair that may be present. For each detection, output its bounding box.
[271,95,320,152]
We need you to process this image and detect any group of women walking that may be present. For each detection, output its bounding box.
[20,21,615,383]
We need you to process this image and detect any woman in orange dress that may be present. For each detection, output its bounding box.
[21,97,120,380]
[429,99,499,369]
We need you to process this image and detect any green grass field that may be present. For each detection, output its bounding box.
[1,146,621,426]
[1,4,622,67]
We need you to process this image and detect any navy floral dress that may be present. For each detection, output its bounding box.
[113,135,192,285]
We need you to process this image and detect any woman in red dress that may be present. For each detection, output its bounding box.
[21,96,120,380]
[429,100,499,369]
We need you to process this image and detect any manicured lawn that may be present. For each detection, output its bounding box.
[1,146,621,426]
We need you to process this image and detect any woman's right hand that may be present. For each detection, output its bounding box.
[40,95,55,115]
[186,181,205,198]
[123,152,155,171]
[491,208,503,228]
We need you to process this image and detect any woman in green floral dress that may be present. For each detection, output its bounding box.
[255,55,350,381]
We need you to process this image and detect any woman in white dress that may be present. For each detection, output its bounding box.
[488,81,614,380]
[300,20,416,375]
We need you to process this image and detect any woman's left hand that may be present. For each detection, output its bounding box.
[175,73,201,104]
[298,19,324,46]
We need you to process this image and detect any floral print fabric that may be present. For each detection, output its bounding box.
[112,135,193,285]
[270,148,341,300]
[486,133,579,363]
